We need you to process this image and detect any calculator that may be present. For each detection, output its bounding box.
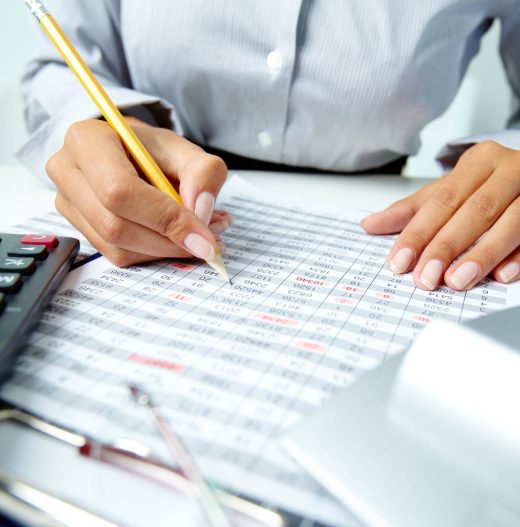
[0,233,80,381]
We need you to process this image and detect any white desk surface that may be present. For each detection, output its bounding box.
[0,164,433,527]
[0,165,433,229]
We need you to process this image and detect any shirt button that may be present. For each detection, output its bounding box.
[257,131,272,148]
[267,49,283,72]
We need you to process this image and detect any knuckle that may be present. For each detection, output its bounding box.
[64,119,106,148]
[54,193,65,214]
[192,154,228,183]
[64,120,89,148]
[100,178,132,211]
[435,239,459,260]
[467,193,501,222]
[99,215,126,245]
[45,152,62,180]
[431,186,460,211]
[107,249,135,268]
[472,140,503,160]
[475,244,497,269]
[206,155,228,179]
[401,230,427,249]
[458,146,475,164]
[158,206,190,241]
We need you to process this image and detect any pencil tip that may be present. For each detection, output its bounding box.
[128,383,141,400]
[206,253,233,285]
[128,383,151,406]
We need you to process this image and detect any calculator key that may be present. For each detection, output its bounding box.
[8,244,48,260]
[0,273,22,294]
[21,234,59,249]
[0,258,36,275]
[0,293,4,315]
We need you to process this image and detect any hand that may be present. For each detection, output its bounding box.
[46,117,232,267]
[361,141,520,290]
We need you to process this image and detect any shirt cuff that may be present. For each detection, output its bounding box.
[16,86,183,186]
[436,129,520,171]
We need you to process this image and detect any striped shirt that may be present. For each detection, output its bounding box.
[18,0,520,181]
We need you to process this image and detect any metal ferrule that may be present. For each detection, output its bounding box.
[25,0,49,21]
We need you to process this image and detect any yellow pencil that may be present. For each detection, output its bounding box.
[25,0,231,283]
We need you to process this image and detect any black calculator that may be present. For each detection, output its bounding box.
[0,233,80,381]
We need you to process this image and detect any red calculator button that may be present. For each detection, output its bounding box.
[21,234,59,249]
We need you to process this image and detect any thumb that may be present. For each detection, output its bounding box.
[361,200,416,234]
[361,179,440,234]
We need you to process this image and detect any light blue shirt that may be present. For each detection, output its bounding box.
[18,0,520,181]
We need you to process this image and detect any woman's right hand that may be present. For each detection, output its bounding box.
[46,117,232,267]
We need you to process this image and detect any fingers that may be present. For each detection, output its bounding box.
[53,157,193,259]
[367,142,519,289]
[493,247,520,284]
[209,209,234,235]
[55,193,159,267]
[361,199,417,235]
[60,120,220,260]
[442,196,520,290]
[361,181,436,235]
[361,141,520,291]
[384,152,498,276]
[413,168,520,290]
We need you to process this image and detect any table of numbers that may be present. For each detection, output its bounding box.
[0,180,510,527]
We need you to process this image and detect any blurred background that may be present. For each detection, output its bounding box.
[0,2,513,176]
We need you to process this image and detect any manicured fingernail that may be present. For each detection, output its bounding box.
[389,248,414,274]
[209,220,230,235]
[420,260,444,290]
[498,262,520,283]
[184,233,215,260]
[450,261,479,290]
[194,192,215,225]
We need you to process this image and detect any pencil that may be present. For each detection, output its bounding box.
[25,0,231,283]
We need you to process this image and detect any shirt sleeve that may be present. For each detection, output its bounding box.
[436,5,520,171]
[16,0,179,185]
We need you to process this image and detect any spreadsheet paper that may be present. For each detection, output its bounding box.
[2,177,519,526]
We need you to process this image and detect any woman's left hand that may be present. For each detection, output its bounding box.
[361,140,520,291]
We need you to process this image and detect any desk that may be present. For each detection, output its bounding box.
[0,165,432,229]
[0,165,432,527]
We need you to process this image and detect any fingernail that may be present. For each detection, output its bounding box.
[450,261,479,290]
[194,192,215,225]
[498,262,520,283]
[184,233,215,260]
[211,209,227,218]
[211,211,233,224]
[209,220,230,235]
[389,248,414,274]
[420,260,444,290]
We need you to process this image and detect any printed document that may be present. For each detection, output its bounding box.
[2,177,519,526]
